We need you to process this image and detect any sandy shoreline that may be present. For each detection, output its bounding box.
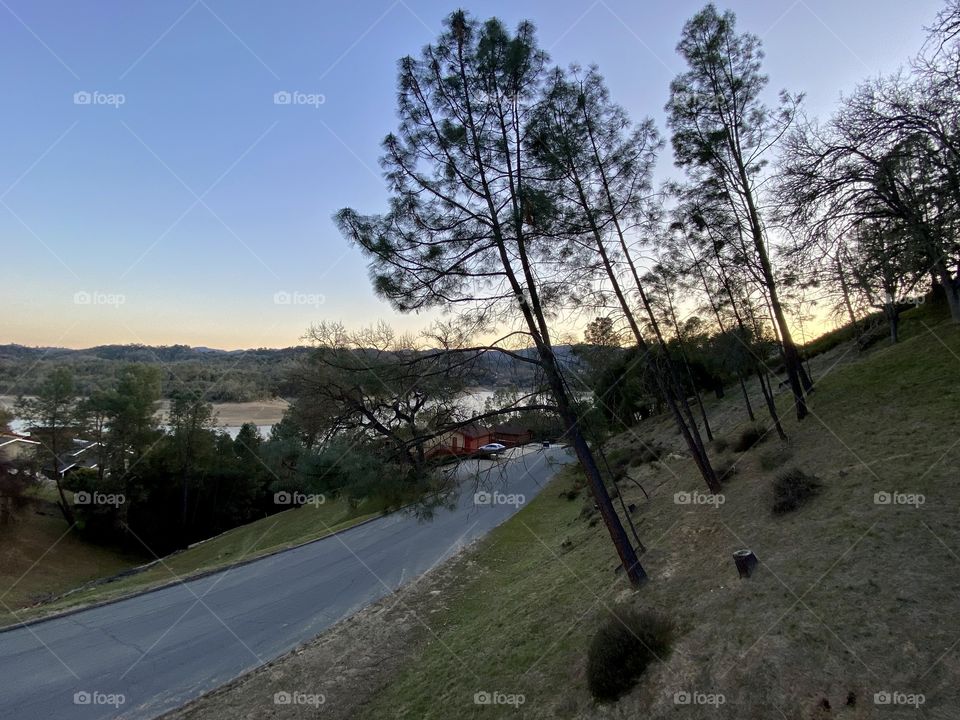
[161,399,290,426]
[1,396,290,428]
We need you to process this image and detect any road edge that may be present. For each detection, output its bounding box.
[0,509,391,635]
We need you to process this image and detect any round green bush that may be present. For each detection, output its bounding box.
[586,608,673,702]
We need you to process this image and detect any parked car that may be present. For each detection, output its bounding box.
[475,442,507,458]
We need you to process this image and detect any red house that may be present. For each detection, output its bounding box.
[449,424,493,453]
[492,422,534,447]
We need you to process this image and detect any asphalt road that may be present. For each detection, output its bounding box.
[0,445,572,720]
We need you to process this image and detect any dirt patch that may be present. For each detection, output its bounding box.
[209,399,290,426]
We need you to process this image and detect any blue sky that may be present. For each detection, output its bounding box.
[0,0,942,349]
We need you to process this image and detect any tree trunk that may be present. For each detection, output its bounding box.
[934,262,960,322]
[568,169,719,493]
[450,45,645,586]
[666,292,714,443]
[693,388,713,443]
[50,434,75,526]
[757,369,788,442]
[735,155,809,419]
[884,304,900,343]
[549,361,647,586]
[837,254,860,338]
[738,372,756,422]
[54,478,74,526]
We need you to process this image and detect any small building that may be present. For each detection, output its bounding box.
[425,423,494,458]
[492,422,534,448]
[449,423,493,453]
[56,438,105,476]
[0,432,41,462]
[34,438,105,479]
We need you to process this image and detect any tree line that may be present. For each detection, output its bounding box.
[2,364,425,555]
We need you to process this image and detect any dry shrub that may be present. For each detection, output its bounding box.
[732,425,767,453]
[586,607,673,702]
[772,468,822,514]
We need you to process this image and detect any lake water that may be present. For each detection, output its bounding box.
[4,388,585,440]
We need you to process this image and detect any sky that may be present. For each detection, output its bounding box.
[0,0,944,350]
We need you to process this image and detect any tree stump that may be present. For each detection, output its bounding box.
[733,549,758,578]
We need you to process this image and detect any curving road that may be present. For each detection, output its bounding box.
[0,446,572,719]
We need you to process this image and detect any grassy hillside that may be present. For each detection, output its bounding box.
[0,499,144,618]
[348,311,960,718]
[0,497,379,629]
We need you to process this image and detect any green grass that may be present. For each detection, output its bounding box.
[0,498,379,628]
[0,504,144,618]
[357,315,960,718]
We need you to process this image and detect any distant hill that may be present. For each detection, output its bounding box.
[0,344,312,402]
[0,343,580,402]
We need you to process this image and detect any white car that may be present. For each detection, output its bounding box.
[478,442,507,453]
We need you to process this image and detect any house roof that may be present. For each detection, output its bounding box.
[40,439,104,476]
[0,432,40,448]
[454,423,492,439]
[67,439,102,457]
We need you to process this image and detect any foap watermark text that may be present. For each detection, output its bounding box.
[474,491,525,508]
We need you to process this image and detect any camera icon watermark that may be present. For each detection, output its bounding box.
[273,290,325,308]
[73,690,125,708]
[473,490,525,508]
[473,690,525,707]
[274,491,326,507]
[673,690,725,706]
[674,490,725,508]
[74,490,125,508]
[874,491,925,508]
[273,90,326,108]
[73,290,126,308]
[74,90,125,108]
[273,690,325,707]
[874,690,925,707]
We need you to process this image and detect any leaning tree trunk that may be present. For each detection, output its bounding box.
[542,346,647,586]
[738,372,755,422]
[568,170,719,494]
[666,293,714,443]
[837,253,861,338]
[486,199,646,585]
[580,115,718,487]
[736,157,809,418]
[757,367,788,442]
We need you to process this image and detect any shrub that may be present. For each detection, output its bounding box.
[586,607,673,702]
[772,468,822,514]
[712,437,729,453]
[732,425,767,453]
